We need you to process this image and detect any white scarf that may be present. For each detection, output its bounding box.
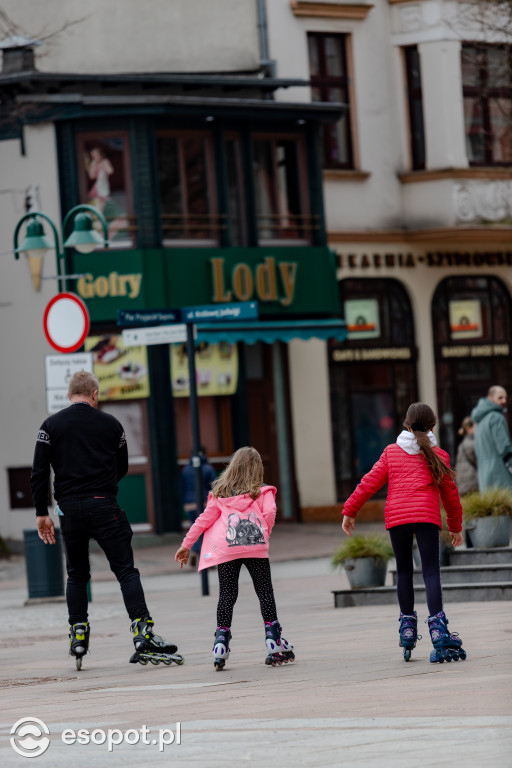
[396,429,437,455]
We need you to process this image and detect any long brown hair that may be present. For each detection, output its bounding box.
[403,402,456,484]
[211,446,264,499]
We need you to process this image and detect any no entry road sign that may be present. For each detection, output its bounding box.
[43,293,90,354]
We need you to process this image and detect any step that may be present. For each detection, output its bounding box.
[332,582,512,608]
[390,564,512,586]
[449,546,512,566]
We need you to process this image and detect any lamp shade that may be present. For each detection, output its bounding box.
[64,212,105,253]
[17,219,53,257]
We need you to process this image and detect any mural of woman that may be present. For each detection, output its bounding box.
[85,146,114,211]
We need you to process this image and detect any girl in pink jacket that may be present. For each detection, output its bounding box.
[175,446,295,670]
[342,402,467,664]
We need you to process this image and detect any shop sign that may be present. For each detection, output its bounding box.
[85,334,150,400]
[332,347,413,362]
[344,299,380,340]
[72,247,339,323]
[449,300,482,340]
[171,342,238,398]
[440,344,510,359]
[336,251,512,269]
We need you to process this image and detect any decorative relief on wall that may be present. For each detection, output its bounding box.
[393,1,512,43]
[454,181,512,223]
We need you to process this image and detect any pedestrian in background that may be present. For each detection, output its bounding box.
[180,447,216,567]
[174,446,295,669]
[341,402,466,664]
[471,385,512,491]
[30,370,183,669]
[455,417,478,496]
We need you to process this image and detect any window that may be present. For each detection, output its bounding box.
[462,44,512,165]
[76,132,135,247]
[157,132,220,244]
[432,276,512,459]
[225,135,246,246]
[253,135,310,243]
[308,33,353,169]
[329,279,417,500]
[404,46,426,170]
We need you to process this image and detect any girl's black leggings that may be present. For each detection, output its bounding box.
[389,522,443,617]
[216,558,278,627]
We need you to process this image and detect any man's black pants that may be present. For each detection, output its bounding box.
[58,497,149,625]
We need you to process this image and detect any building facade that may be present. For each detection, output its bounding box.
[1,0,511,543]
[267,0,512,514]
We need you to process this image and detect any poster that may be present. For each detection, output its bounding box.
[85,335,150,400]
[344,299,380,340]
[171,342,238,398]
[449,299,483,340]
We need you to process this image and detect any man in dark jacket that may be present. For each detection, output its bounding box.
[471,385,512,491]
[180,448,216,566]
[31,370,182,667]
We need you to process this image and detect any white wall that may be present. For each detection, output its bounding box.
[1,0,260,74]
[0,125,63,540]
[288,339,337,507]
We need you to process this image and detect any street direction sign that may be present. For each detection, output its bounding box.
[45,352,94,415]
[117,309,180,326]
[181,301,258,323]
[122,324,189,347]
[43,293,90,353]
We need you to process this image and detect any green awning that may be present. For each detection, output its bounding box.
[196,319,346,345]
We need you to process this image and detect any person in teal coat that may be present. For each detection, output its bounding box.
[471,386,512,491]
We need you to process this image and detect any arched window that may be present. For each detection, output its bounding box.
[432,276,512,459]
[329,279,417,500]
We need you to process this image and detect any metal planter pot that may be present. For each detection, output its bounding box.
[466,515,511,548]
[343,557,388,589]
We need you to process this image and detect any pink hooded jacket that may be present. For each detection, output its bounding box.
[181,485,277,571]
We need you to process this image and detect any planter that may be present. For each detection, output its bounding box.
[343,557,387,589]
[466,515,511,548]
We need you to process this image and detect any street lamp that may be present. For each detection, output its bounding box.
[13,204,109,291]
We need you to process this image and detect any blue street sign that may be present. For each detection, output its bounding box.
[117,309,180,326]
[181,302,258,323]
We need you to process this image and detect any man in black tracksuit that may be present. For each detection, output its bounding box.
[31,370,181,666]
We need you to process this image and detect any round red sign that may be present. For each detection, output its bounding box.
[43,293,90,353]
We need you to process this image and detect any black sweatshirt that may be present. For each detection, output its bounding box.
[30,403,128,516]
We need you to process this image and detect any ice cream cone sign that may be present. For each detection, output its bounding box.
[26,253,43,291]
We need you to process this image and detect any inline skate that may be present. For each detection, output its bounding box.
[427,611,467,663]
[398,611,421,662]
[69,622,90,671]
[264,620,295,667]
[129,617,184,666]
[213,626,231,671]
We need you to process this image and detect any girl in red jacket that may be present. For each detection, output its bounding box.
[342,402,467,664]
[175,446,294,670]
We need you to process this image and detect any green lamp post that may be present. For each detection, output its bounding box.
[13,205,109,291]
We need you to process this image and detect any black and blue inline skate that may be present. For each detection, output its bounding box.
[427,611,467,663]
[264,620,295,667]
[213,626,231,671]
[398,611,421,662]
[129,617,184,666]
[69,621,90,671]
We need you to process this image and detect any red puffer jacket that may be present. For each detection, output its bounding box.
[343,443,462,532]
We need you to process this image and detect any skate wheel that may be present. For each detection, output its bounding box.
[150,658,159,665]
[214,660,225,671]
[459,649,467,660]
[163,659,173,666]
[76,657,82,671]
[403,648,411,662]
[138,658,149,666]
